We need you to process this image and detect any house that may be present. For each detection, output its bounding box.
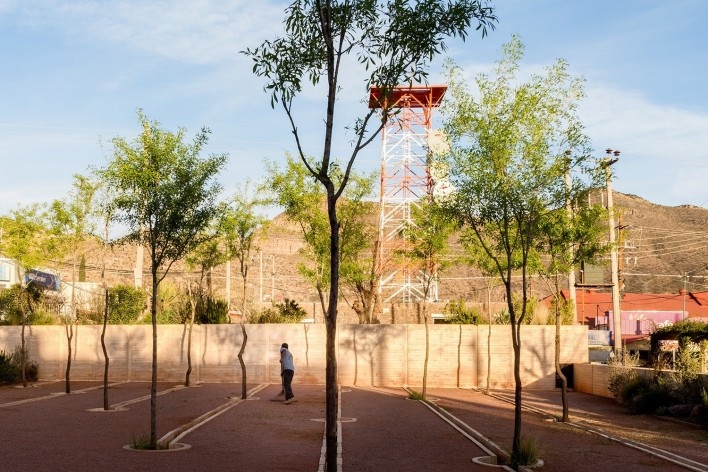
[552,288,708,362]
[0,257,20,289]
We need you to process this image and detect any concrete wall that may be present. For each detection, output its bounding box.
[573,363,612,397]
[574,363,708,398]
[0,324,589,389]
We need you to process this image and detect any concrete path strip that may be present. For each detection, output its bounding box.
[0,380,130,408]
[159,383,270,448]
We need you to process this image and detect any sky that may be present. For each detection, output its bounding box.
[1,0,707,218]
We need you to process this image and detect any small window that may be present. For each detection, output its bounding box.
[432,313,446,324]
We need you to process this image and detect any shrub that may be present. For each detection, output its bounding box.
[0,346,38,385]
[407,389,423,400]
[442,299,481,325]
[516,435,540,467]
[196,296,229,324]
[494,295,539,324]
[250,298,307,323]
[0,350,20,384]
[0,284,55,325]
[547,297,575,325]
[108,285,146,324]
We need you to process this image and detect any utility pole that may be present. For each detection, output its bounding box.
[603,149,622,358]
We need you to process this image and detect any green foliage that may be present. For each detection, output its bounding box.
[0,284,57,325]
[0,204,53,275]
[0,350,19,384]
[493,294,539,325]
[219,183,269,315]
[156,282,189,324]
[618,375,670,414]
[263,155,377,300]
[0,346,38,385]
[442,300,481,325]
[547,297,575,325]
[407,389,424,401]
[516,435,540,467]
[245,3,497,468]
[196,295,229,324]
[400,200,457,299]
[250,299,308,324]
[107,285,146,324]
[610,355,708,424]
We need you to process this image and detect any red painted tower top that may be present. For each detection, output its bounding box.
[368,85,447,109]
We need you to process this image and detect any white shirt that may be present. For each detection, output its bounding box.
[280,347,294,372]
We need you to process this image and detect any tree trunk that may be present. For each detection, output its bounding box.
[486,285,492,393]
[20,283,27,388]
[21,313,27,388]
[511,319,522,470]
[238,323,248,399]
[554,274,569,422]
[185,284,196,387]
[101,288,110,410]
[185,310,194,387]
[239,277,248,400]
[150,270,159,449]
[506,275,522,471]
[325,192,340,472]
[64,320,73,394]
[101,218,111,410]
[66,255,77,394]
[422,307,430,400]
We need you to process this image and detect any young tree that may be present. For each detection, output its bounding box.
[401,200,456,399]
[96,188,115,410]
[440,37,600,469]
[537,197,607,421]
[264,155,377,320]
[49,174,98,394]
[245,4,496,463]
[221,184,269,399]
[0,204,52,387]
[245,3,496,464]
[99,110,227,449]
[184,231,224,387]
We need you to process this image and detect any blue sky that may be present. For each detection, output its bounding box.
[1,0,707,217]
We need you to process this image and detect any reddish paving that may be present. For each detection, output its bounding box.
[0,381,706,472]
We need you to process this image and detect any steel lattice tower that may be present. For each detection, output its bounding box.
[369,85,447,303]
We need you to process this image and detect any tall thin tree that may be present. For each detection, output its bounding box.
[99,110,227,448]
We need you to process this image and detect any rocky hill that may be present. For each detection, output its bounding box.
[608,192,708,294]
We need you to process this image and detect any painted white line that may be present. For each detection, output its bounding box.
[161,383,270,448]
[318,385,343,472]
[0,381,130,408]
[109,384,187,409]
[486,391,708,472]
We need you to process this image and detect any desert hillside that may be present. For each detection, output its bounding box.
[48,191,708,317]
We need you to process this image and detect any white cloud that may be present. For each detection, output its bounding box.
[15,0,286,65]
[581,85,708,206]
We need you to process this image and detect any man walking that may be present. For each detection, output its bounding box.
[280,342,296,404]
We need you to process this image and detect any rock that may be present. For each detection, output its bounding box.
[667,404,697,417]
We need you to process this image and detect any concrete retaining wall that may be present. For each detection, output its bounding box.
[0,324,589,389]
[574,363,708,398]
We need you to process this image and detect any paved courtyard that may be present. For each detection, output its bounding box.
[0,381,706,471]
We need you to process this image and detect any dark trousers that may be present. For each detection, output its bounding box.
[282,369,294,400]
